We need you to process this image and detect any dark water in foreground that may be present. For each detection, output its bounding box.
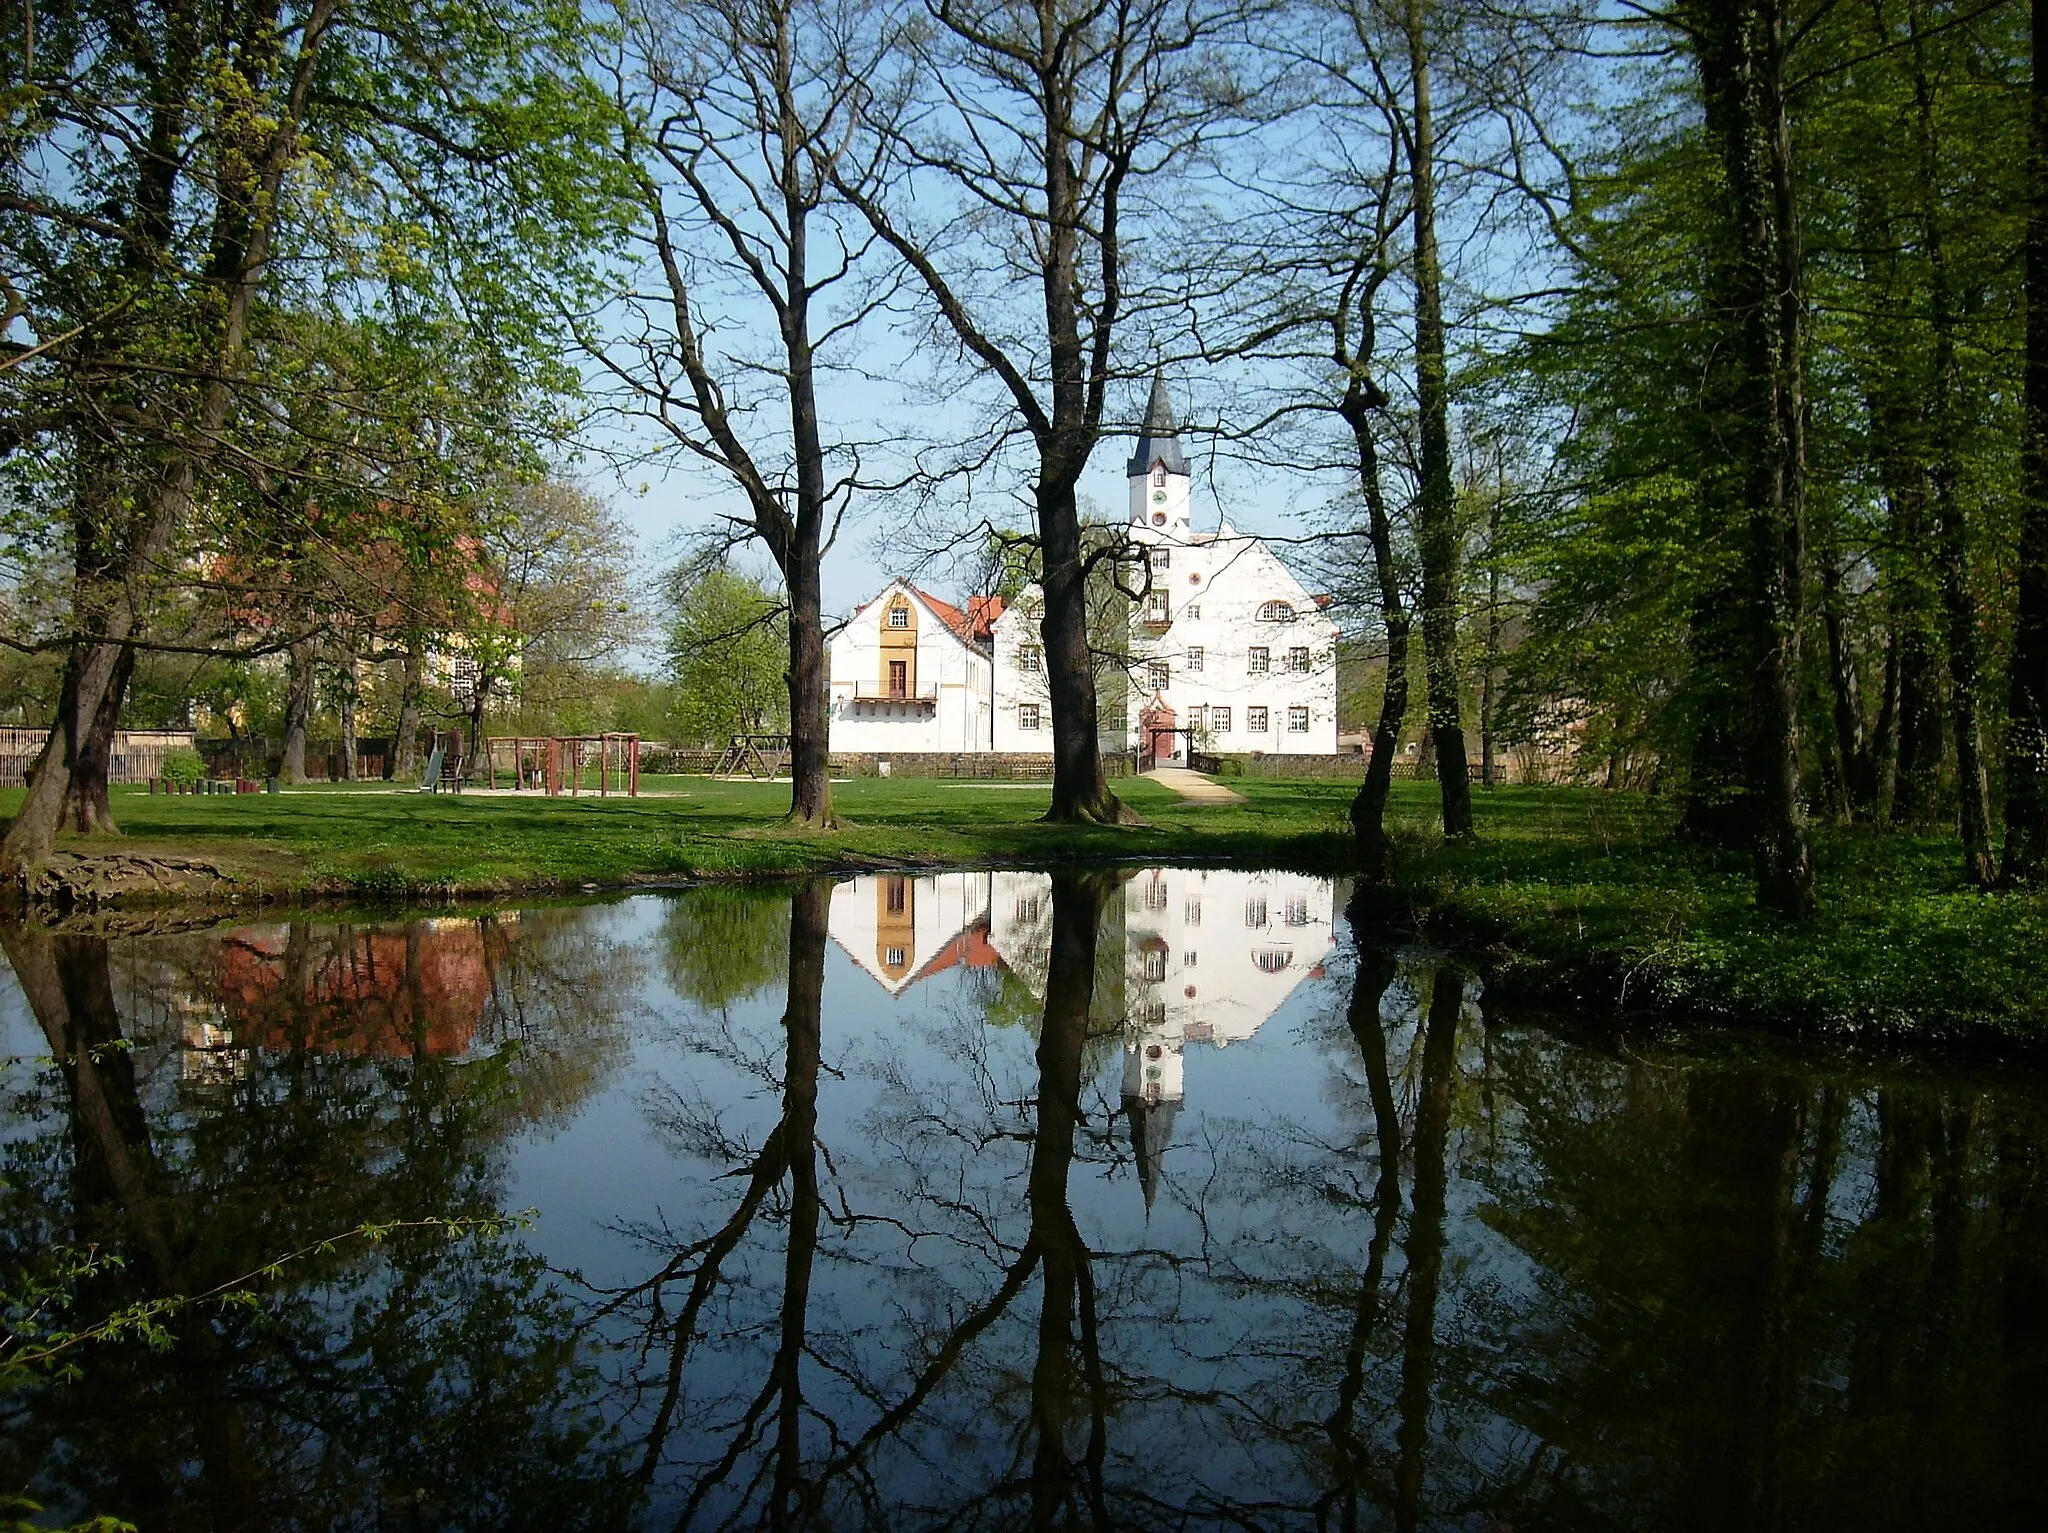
[5,868,2047,1531]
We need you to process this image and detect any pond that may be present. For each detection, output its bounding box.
[3,868,2046,1530]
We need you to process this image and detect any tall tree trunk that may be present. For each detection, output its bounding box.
[392,643,424,781]
[1911,7,1998,886]
[336,657,359,783]
[66,642,137,836]
[280,641,316,784]
[2005,0,2048,882]
[1405,1,1474,841]
[1872,618,1902,812]
[1041,483,1133,824]
[1689,0,1816,918]
[1342,372,1411,875]
[1818,558,1875,817]
[0,0,335,870]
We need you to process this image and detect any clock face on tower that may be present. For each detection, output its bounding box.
[1152,490,1167,503]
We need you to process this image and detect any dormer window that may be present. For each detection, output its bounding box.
[1258,600,1297,623]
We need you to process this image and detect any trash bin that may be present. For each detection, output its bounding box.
[265,776,280,794]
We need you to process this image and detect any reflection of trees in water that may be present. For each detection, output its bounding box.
[657,885,791,1013]
[15,883,2048,1529]
[0,909,642,1530]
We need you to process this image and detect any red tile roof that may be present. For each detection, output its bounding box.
[914,587,1005,646]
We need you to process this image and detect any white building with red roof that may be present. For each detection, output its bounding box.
[826,581,1006,753]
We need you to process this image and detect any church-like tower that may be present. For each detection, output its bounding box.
[1128,368,1191,537]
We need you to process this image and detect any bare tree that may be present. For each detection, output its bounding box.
[832,0,1262,823]
[589,0,902,829]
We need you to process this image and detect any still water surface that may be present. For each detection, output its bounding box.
[4,867,2046,1530]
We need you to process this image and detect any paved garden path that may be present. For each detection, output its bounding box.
[1141,765,1248,805]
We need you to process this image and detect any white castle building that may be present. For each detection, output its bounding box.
[827,867,1337,1207]
[826,373,1339,759]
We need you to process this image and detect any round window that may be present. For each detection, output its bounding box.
[1151,512,1166,526]
[1152,489,1167,503]
[1188,573,1200,584]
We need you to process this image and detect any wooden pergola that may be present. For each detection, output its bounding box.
[485,733,640,797]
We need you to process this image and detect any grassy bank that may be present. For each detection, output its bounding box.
[5,774,2044,1038]
[0,774,1357,897]
[1380,787,2048,1041]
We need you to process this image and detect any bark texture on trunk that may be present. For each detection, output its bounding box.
[1689,0,1816,918]
[1041,486,1133,825]
[1342,378,1411,874]
[61,642,137,837]
[337,659,359,782]
[393,645,424,781]
[2006,0,2048,882]
[280,641,316,784]
[1405,1,1473,842]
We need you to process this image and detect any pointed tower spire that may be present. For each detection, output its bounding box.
[1126,367,1189,478]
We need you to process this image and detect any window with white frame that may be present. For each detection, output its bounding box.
[1183,950,1198,968]
[1289,646,1310,672]
[1284,897,1310,927]
[1248,706,1269,732]
[1020,645,1042,672]
[449,655,482,704]
[888,604,910,628]
[1184,897,1202,924]
[1288,706,1309,732]
[1211,706,1231,733]
[1018,703,1041,730]
[1245,897,1268,928]
[1188,704,1206,731]
[1148,660,1169,691]
[1150,545,1170,572]
[1145,879,1169,910]
[1143,947,1168,981]
[1187,645,1203,672]
[1144,591,1170,622]
[1258,600,1296,622]
[1184,603,1201,619]
[1248,646,1269,674]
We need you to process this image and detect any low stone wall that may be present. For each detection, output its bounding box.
[831,751,1139,780]
[1214,752,1367,780]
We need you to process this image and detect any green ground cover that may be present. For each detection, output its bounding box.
[1381,788,2048,1040]
[0,774,1357,895]
[4,775,2043,1037]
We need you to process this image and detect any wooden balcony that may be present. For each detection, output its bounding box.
[850,682,938,706]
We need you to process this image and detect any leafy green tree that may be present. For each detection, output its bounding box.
[663,563,789,748]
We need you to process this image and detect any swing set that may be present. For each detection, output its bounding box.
[484,733,641,797]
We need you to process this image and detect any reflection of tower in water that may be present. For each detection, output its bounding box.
[1117,868,1335,1213]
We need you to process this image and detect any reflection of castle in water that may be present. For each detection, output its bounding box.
[830,869,1336,1206]
[176,916,509,1077]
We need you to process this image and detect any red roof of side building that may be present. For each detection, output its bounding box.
[911,587,1005,647]
[909,920,1006,984]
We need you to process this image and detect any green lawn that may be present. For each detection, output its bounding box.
[8,773,2046,1038]
[0,774,1359,895]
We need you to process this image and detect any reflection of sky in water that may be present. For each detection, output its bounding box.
[9,880,2048,1531]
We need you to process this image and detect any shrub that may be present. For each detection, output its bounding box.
[160,749,204,785]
